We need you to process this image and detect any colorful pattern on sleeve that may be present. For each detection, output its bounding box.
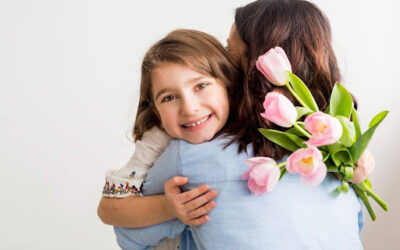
[102,171,144,197]
[102,181,143,197]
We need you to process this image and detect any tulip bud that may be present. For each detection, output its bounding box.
[304,112,343,146]
[261,92,297,128]
[352,149,375,183]
[256,46,292,86]
[286,146,327,187]
[242,157,280,195]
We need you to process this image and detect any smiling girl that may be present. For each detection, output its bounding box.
[151,62,230,144]
[98,29,240,248]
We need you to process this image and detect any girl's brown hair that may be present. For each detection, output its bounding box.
[226,0,344,158]
[133,29,240,141]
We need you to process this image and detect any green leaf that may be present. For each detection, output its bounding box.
[287,72,319,112]
[329,83,353,118]
[352,107,362,139]
[295,106,313,120]
[324,105,330,114]
[325,159,338,173]
[321,151,330,161]
[258,128,305,152]
[369,110,389,128]
[350,111,388,162]
[340,165,354,181]
[327,143,353,167]
[336,116,356,147]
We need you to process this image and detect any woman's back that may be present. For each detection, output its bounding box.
[139,137,364,250]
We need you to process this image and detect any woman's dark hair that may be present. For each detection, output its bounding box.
[226,0,345,158]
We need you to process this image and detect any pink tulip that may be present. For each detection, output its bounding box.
[286,146,327,187]
[261,92,297,128]
[242,157,280,196]
[256,46,292,86]
[304,112,343,146]
[352,149,375,183]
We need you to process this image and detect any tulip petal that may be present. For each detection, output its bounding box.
[305,112,343,146]
[286,146,322,175]
[300,161,327,187]
[261,92,296,127]
[249,164,273,186]
[285,152,297,174]
[242,170,250,180]
[352,149,375,183]
[256,59,270,80]
[248,178,267,196]
[256,47,292,86]
[274,47,292,72]
[245,157,275,168]
[265,166,280,193]
[263,53,289,86]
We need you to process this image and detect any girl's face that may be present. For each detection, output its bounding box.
[151,63,229,144]
[227,23,248,73]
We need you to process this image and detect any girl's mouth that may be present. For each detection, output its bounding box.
[182,114,212,128]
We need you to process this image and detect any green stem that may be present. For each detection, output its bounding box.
[352,184,376,221]
[279,166,287,181]
[277,162,286,168]
[293,123,311,138]
[285,84,308,109]
[356,182,388,211]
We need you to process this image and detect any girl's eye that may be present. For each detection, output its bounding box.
[161,95,176,103]
[195,82,208,90]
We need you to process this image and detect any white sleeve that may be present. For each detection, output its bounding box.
[102,126,171,197]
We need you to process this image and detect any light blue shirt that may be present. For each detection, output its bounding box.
[115,137,364,250]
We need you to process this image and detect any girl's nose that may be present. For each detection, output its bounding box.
[180,96,200,116]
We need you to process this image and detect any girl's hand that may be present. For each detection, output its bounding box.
[352,149,375,183]
[164,176,217,226]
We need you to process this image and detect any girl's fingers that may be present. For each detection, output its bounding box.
[184,190,218,211]
[188,201,216,219]
[187,215,210,226]
[164,176,188,195]
[179,184,211,203]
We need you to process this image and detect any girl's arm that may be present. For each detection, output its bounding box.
[98,127,216,228]
[98,176,217,228]
[98,195,172,227]
[98,126,173,227]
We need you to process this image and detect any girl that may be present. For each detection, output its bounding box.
[107,0,372,249]
[98,28,241,247]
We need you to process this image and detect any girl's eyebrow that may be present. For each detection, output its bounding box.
[154,87,173,102]
[188,76,208,83]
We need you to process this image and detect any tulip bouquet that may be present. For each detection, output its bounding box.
[242,47,388,220]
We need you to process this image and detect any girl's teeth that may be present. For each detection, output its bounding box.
[184,116,209,128]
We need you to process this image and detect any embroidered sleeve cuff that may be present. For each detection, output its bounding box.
[102,170,144,197]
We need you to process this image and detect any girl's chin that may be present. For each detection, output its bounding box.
[184,132,214,144]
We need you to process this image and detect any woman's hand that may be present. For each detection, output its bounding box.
[352,149,375,183]
[164,176,217,226]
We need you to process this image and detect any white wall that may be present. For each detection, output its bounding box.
[0,0,398,249]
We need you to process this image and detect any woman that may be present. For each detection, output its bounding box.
[99,0,373,249]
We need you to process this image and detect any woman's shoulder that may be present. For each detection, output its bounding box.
[171,134,251,159]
